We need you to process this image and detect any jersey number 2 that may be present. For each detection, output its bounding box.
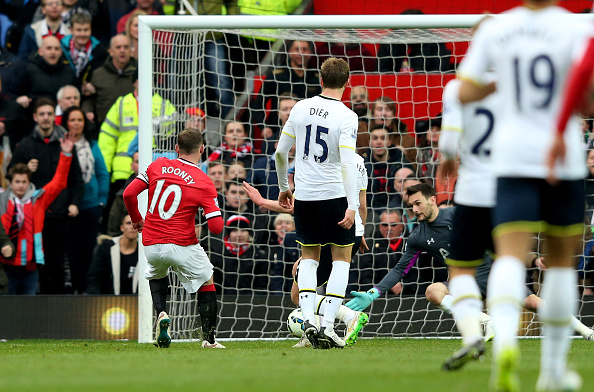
[149,180,182,220]
[471,108,494,156]
[303,124,329,163]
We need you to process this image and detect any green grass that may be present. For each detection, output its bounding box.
[0,339,592,392]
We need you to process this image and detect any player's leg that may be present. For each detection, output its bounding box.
[522,294,594,339]
[535,179,584,391]
[536,233,582,390]
[144,244,172,348]
[197,276,225,348]
[293,199,323,346]
[490,178,541,391]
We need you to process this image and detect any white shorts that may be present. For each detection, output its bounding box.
[144,243,214,294]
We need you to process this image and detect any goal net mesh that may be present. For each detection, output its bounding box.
[145,26,594,341]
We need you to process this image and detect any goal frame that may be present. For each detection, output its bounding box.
[136,13,590,343]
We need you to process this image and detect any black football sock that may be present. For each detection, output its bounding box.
[198,289,218,344]
[149,277,169,315]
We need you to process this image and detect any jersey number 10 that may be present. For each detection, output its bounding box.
[149,179,182,220]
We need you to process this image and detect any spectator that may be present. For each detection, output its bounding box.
[377,10,452,73]
[60,12,107,88]
[31,0,100,29]
[116,0,163,34]
[226,162,247,182]
[82,34,136,125]
[388,166,414,210]
[271,213,294,246]
[124,9,145,60]
[207,121,253,168]
[106,151,138,237]
[369,96,415,166]
[62,105,108,293]
[314,40,376,73]
[416,114,442,182]
[248,40,321,132]
[207,214,268,294]
[364,126,405,213]
[98,70,175,215]
[18,0,70,59]
[0,75,29,150]
[24,35,77,103]
[207,161,226,195]
[586,149,594,211]
[0,131,74,294]
[352,209,404,292]
[184,107,206,133]
[268,213,295,293]
[9,97,84,294]
[350,86,370,154]
[260,92,298,155]
[0,48,31,101]
[86,214,139,294]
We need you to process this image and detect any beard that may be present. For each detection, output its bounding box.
[352,103,367,118]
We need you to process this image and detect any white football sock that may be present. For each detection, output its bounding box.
[569,315,592,337]
[315,294,357,325]
[297,258,319,323]
[438,294,453,314]
[487,256,525,357]
[450,274,484,345]
[539,268,577,380]
[321,260,350,331]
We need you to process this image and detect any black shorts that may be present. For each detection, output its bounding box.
[294,197,356,246]
[447,205,494,267]
[493,178,585,238]
[295,236,362,288]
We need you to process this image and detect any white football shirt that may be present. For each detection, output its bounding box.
[458,6,589,180]
[282,95,359,200]
[355,153,367,236]
[441,79,499,207]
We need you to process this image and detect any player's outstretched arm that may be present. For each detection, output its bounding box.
[243,181,294,214]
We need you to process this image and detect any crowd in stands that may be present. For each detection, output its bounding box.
[0,1,591,298]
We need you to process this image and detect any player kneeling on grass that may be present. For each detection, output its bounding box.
[124,128,225,349]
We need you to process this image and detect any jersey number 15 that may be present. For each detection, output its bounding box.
[303,124,329,163]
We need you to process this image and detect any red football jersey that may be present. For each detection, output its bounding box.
[137,157,221,246]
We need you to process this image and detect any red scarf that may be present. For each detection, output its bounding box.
[224,236,250,256]
[389,237,403,252]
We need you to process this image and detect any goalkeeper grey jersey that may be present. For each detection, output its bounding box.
[375,207,454,294]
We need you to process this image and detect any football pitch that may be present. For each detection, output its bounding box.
[0,339,592,392]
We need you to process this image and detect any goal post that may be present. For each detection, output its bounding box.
[137,13,594,343]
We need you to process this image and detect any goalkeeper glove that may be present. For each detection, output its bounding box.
[346,288,381,311]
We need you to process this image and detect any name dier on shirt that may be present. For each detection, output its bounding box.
[161,166,196,185]
[310,107,329,119]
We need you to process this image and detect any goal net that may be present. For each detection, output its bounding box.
[137,14,594,342]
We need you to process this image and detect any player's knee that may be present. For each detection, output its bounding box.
[523,294,540,312]
[425,283,442,305]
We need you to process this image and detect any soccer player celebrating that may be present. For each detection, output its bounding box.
[275,57,359,349]
[457,2,589,390]
[123,129,225,349]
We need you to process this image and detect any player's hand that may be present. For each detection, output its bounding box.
[1,244,13,258]
[547,133,565,185]
[243,181,265,206]
[133,219,144,233]
[346,288,380,311]
[437,158,457,185]
[534,257,547,270]
[338,209,355,229]
[60,132,76,154]
[278,189,293,209]
[359,237,369,253]
[27,159,39,172]
[262,127,274,139]
[68,204,79,217]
